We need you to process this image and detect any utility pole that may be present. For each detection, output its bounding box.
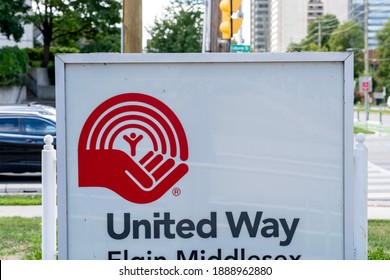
[318,20,322,48]
[123,0,142,53]
[210,0,223,52]
[202,0,211,52]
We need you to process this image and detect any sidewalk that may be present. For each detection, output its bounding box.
[1,180,390,219]
[0,205,43,217]
[368,206,390,219]
[1,204,389,219]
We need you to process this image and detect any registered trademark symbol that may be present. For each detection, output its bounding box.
[172,188,181,196]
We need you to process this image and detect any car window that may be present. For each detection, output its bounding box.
[0,118,20,134]
[24,118,56,136]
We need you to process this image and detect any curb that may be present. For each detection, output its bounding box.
[0,184,42,194]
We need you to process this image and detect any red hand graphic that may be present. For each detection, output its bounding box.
[78,149,188,204]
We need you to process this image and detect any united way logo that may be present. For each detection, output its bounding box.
[78,93,189,204]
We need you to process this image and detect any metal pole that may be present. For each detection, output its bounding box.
[42,135,57,260]
[381,87,386,124]
[353,133,368,260]
[202,0,212,52]
[364,0,369,131]
[364,0,369,76]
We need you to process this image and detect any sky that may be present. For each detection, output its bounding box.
[141,0,251,48]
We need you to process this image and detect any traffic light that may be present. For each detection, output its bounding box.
[219,0,243,40]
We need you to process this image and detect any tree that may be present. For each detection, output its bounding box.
[328,21,364,78]
[27,0,121,67]
[79,30,121,53]
[146,0,203,53]
[375,19,390,94]
[288,14,339,52]
[0,0,29,42]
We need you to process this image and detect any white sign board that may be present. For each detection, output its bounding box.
[56,53,354,260]
[373,92,385,99]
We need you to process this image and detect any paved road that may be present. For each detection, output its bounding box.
[1,125,390,219]
[355,109,390,127]
[367,161,390,202]
[366,134,390,172]
[364,133,390,210]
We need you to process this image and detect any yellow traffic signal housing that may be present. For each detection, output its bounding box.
[219,0,243,39]
[220,18,243,40]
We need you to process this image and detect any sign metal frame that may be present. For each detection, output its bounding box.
[56,52,354,260]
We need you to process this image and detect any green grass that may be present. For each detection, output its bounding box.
[354,125,375,134]
[368,220,390,259]
[0,195,42,206]
[0,217,389,260]
[0,217,42,259]
[354,122,390,134]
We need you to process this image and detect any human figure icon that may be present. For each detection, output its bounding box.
[123,132,143,157]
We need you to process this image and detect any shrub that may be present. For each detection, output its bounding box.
[22,47,42,62]
[23,47,80,66]
[0,46,29,87]
[23,47,79,85]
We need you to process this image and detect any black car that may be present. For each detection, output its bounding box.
[0,104,56,173]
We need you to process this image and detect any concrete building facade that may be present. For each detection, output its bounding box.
[0,24,33,49]
[268,0,349,52]
[0,0,33,49]
[251,0,271,52]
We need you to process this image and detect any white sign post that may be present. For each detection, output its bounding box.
[56,53,357,260]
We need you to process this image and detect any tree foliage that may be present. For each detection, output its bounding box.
[78,30,121,53]
[146,0,203,53]
[288,14,339,52]
[288,15,365,79]
[0,0,29,42]
[27,0,121,67]
[375,19,390,94]
[328,21,364,51]
[328,21,364,78]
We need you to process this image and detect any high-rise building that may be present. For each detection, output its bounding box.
[250,0,270,52]
[307,0,324,24]
[350,0,390,49]
[268,0,349,52]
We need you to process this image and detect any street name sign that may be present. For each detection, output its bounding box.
[56,53,354,260]
[231,44,251,53]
